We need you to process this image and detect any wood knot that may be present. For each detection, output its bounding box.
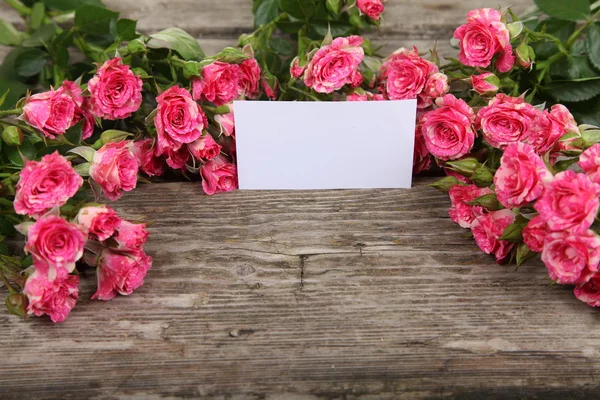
[235,264,256,277]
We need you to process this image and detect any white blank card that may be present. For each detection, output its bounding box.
[234,100,417,190]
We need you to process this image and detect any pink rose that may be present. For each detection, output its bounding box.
[25,215,85,280]
[471,72,500,97]
[132,139,166,177]
[413,128,432,174]
[21,89,76,138]
[579,144,600,184]
[24,269,79,323]
[527,110,564,154]
[290,57,306,79]
[155,86,206,155]
[14,152,83,218]
[188,133,222,161]
[261,76,278,99]
[239,58,261,99]
[379,47,444,108]
[304,36,364,94]
[494,142,552,208]
[522,215,548,253]
[454,8,515,72]
[421,94,476,160]
[76,206,122,242]
[423,72,449,99]
[90,141,138,201]
[549,104,579,135]
[165,146,190,170]
[192,61,241,106]
[574,273,600,307]
[535,170,600,233]
[92,249,152,301]
[471,209,515,262]
[214,104,235,137]
[448,184,493,228]
[476,94,539,149]
[200,155,238,195]
[111,221,149,251]
[357,0,384,20]
[347,93,369,101]
[542,230,600,285]
[55,81,94,139]
[88,58,143,120]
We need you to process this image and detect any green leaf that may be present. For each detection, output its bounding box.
[278,0,316,20]
[534,0,590,21]
[43,0,104,11]
[587,23,600,71]
[500,218,528,242]
[0,79,28,110]
[254,0,279,27]
[30,2,46,31]
[50,29,73,67]
[0,217,17,237]
[0,89,9,109]
[0,20,24,46]
[74,4,119,35]
[269,37,294,56]
[21,23,57,47]
[147,28,205,61]
[64,120,83,145]
[310,21,353,37]
[214,47,248,63]
[276,21,306,34]
[545,78,600,102]
[6,139,36,167]
[534,18,575,59]
[116,18,138,41]
[14,48,48,77]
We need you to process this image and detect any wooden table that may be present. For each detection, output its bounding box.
[6,1,600,399]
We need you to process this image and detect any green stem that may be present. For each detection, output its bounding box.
[565,10,600,50]
[4,0,30,15]
[286,85,320,101]
[0,108,22,118]
[0,271,16,295]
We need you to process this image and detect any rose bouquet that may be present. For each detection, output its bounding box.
[0,0,599,322]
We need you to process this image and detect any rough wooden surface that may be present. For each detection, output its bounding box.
[4,1,596,399]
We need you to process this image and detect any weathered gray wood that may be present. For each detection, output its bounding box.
[1,177,600,399]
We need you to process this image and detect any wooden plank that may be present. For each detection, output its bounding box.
[0,177,598,398]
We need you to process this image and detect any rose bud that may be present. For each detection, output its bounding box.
[88,58,143,120]
[89,141,139,201]
[110,220,149,252]
[132,138,166,177]
[76,206,122,242]
[290,56,307,79]
[515,42,535,69]
[5,293,28,317]
[214,104,235,137]
[92,249,152,301]
[14,152,83,218]
[356,0,385,20]
[23,269,79,323]
[2,126,23,146]
[471,72,500,97]
[261,74,279,100]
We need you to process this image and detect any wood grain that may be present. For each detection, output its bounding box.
[1,178,600,399]
[3,1,593,398]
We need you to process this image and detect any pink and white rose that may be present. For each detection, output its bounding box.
[534,170,600,233]
[356,0,384,20]
[92,249,152,301]
[76,206,122,242]
[239,58,261,99]
[188,133,222,161]
[24,269,79,323]
[200,155,238,195]
[165,145,191,171]
[132,139,166,177]
[470,209,515,262]
[192,61,241,106]
[421,95,476,160]
[542,230,600,285]
[574,273,600,307]
[471,72,500,97]
[549,104,579,135]
[111,221,149,252]
[290,57,306,79]
[476,94,539,149]
[448,184,493,228]
[453,8,515,72]
[154,86,206,155]
[522,215,548,253]
[304,36,364,94]
[88,58,143,120]
[89,141,138,201]
[25,215,86,280]
[214,104,235,137]
[21,88,76,138]
[14,152,83,218]
[579,143,600,184]
[413,128,432,174]
[494,142,552,208]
